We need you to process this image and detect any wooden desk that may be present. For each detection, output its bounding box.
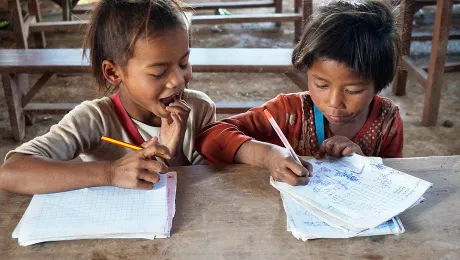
[1,156,459,259]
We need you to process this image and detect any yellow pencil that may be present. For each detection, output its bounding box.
[101,136,171,160]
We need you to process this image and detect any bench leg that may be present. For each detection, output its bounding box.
[422,0,453,126]
[275,0,282,27]
[392,0,416,96]
[2,73,28,141]
[9,0,28,48]
[28,0,46,48]
[296,0,312,42]
[63,0,72,21]
[285,69,308,91]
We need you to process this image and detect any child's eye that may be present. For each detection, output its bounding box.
[315,84,328,89]
[151,72,165,79]
[179,63,189,69]
[345,89,364,95]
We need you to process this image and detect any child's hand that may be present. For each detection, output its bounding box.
[265,145,313,186]
[160,99,191,157]
[108,140,170,190]
[317,136,364,158]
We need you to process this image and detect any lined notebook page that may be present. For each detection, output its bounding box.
[272,154,432,232]
[281,193,404,240]
[14,174,171,246]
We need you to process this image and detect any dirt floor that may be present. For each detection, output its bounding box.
[0,0,459,160]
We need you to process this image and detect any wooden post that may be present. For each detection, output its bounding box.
[28,0,46,48]
[9,0,28,48]
[297,0,312,42]
[2,73,28,141]
[274,0,282,27]
[62,0,71,21]
[422,0,454,126]
[392,0,416,96]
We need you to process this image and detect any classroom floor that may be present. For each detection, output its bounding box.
[0,0,460,160]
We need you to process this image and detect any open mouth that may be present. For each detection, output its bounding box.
[159,92,182,107]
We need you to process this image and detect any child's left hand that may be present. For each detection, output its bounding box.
[160,99,191,157]
[317,135,364,158]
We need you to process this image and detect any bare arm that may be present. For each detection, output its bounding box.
[0,154,111,194]
[0,143,170,195]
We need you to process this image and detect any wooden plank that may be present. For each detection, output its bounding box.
[422,0,454,126]
[29,20,89,32]
[73,1,276,13]
[412,33,460,41]
[2,156,460,259]
[192,13,302,24]
[402,56,428,88]
[0,48,293,73]
[421,62,460,73]
[1,73,27,141]
[215,101,264,114]
[188,1,275,10]
[24,101,266,115]
[392,0,416,96]
[29,13,301,33]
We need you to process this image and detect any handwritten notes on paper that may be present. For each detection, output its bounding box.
[272,154,432,233]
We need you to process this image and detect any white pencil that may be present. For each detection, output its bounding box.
[263,109,302,164]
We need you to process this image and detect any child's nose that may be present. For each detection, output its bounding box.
[166,67,186,89]
[328,90,344,108]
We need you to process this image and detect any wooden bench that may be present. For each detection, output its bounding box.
[0,48,307,141]
[393,0,460,126]
[9,0,312,49]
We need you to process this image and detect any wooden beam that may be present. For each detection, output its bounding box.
[421,62,460,73]
[402,56,428,88]
[23,72,54,106]
[216,101,264,114]
[73,1,276,13]
[2,73,28,141]
[192,13,302,24]
[411,34,460,41]
[9,0,28,48]
[24,101,266,115]
[392,0,416,96]
[29,20,89,32]
[422,0,454,126]
[188,1,275,10]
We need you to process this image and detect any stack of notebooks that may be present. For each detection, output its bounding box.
[271,154,432,241]
[13,172,177,246]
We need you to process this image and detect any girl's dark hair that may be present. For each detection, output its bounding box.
[292,0,400,93]
[83,0,188,93]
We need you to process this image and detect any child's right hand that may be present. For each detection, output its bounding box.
[264,145,312,186]
[108,138,169,190]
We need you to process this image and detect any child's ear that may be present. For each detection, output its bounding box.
[102,60,122,86]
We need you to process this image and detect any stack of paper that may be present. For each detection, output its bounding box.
[271,154,432,240]
[13,172,177,246]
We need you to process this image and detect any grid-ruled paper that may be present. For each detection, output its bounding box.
[13,174,172,246]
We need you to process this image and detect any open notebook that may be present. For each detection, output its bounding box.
[13,172,177,246]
